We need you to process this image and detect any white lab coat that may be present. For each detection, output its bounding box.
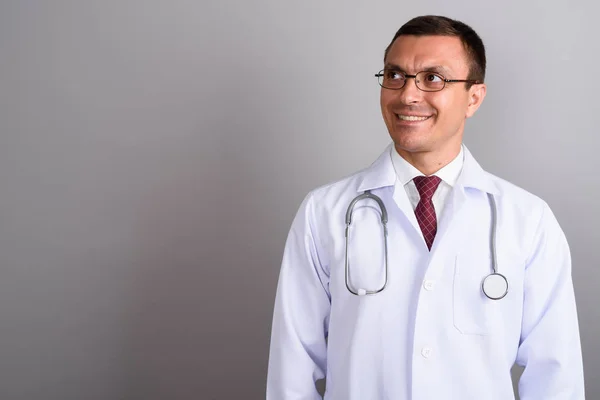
[267,144,584,400]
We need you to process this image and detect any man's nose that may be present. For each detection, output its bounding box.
[398,76,423,104]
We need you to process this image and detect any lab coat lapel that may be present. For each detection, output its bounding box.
[393,181,422,241]
[430,145,500,257]
[430,183,467,257]
[357,144,423,240]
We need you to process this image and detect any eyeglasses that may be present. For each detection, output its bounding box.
[375,69,481,92]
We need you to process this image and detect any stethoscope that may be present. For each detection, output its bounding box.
[344,190,509,300]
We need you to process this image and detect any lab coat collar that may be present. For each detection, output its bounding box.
[356,144,397,193]
[457,145,500,195]
[356,143,499,195]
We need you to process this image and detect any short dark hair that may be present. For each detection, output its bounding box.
[384,15,486,88]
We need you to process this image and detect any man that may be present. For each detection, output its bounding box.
[267,15,584,399]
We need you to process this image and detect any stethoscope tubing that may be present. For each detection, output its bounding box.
[344,190,389,296]
[344,190,508,300]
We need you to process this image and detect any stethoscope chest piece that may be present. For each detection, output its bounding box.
[482,273,509,300]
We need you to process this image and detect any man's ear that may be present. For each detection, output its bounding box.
[465,83,487,118]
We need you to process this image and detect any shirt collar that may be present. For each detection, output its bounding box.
[390,145,464,187]
[357,143,499,195]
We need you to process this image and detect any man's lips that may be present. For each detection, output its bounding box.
[395,113,432,122]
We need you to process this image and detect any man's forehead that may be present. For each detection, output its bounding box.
[385,35,468,73]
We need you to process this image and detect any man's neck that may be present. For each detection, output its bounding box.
[394,144,462,176]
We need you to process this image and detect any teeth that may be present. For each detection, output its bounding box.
[398,115,429,121]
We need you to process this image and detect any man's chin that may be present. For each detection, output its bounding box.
[390,133,432,153]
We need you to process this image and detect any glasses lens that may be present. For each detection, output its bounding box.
[416,72,445,91]
[379,69,405,89]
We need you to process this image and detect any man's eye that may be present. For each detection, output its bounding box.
[425,73,442,82]
[386,70,404,80]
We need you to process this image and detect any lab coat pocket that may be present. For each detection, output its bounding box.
[453,254,497,336]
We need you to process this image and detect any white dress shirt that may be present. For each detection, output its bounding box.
[390,145,464,224]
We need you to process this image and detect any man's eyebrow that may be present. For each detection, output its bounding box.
[421,65,452,75]
[383,63,452,75]
[384,63,404,71]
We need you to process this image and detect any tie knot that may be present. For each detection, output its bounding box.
[414,175,442,201]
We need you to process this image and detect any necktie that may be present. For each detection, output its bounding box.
[414,175,442,250]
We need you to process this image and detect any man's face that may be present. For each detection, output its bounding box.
[380,35,485,157]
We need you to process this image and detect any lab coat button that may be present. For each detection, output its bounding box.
[421,347,433,358]
[423,280,435,291]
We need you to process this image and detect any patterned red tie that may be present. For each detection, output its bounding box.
[413,176,442,250]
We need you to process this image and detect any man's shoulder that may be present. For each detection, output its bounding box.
[306,145,395,203]
[485,170,549,211]
[305,167,370,204]
[289,167,372,229]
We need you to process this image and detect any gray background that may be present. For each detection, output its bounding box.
[0,0,597,399]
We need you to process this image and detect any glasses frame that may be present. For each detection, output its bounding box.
[375,69,482,92]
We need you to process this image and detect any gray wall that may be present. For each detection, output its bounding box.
[0,1,597,399]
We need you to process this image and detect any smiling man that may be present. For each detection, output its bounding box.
[380,34,485,176]
[267,16,584,399]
